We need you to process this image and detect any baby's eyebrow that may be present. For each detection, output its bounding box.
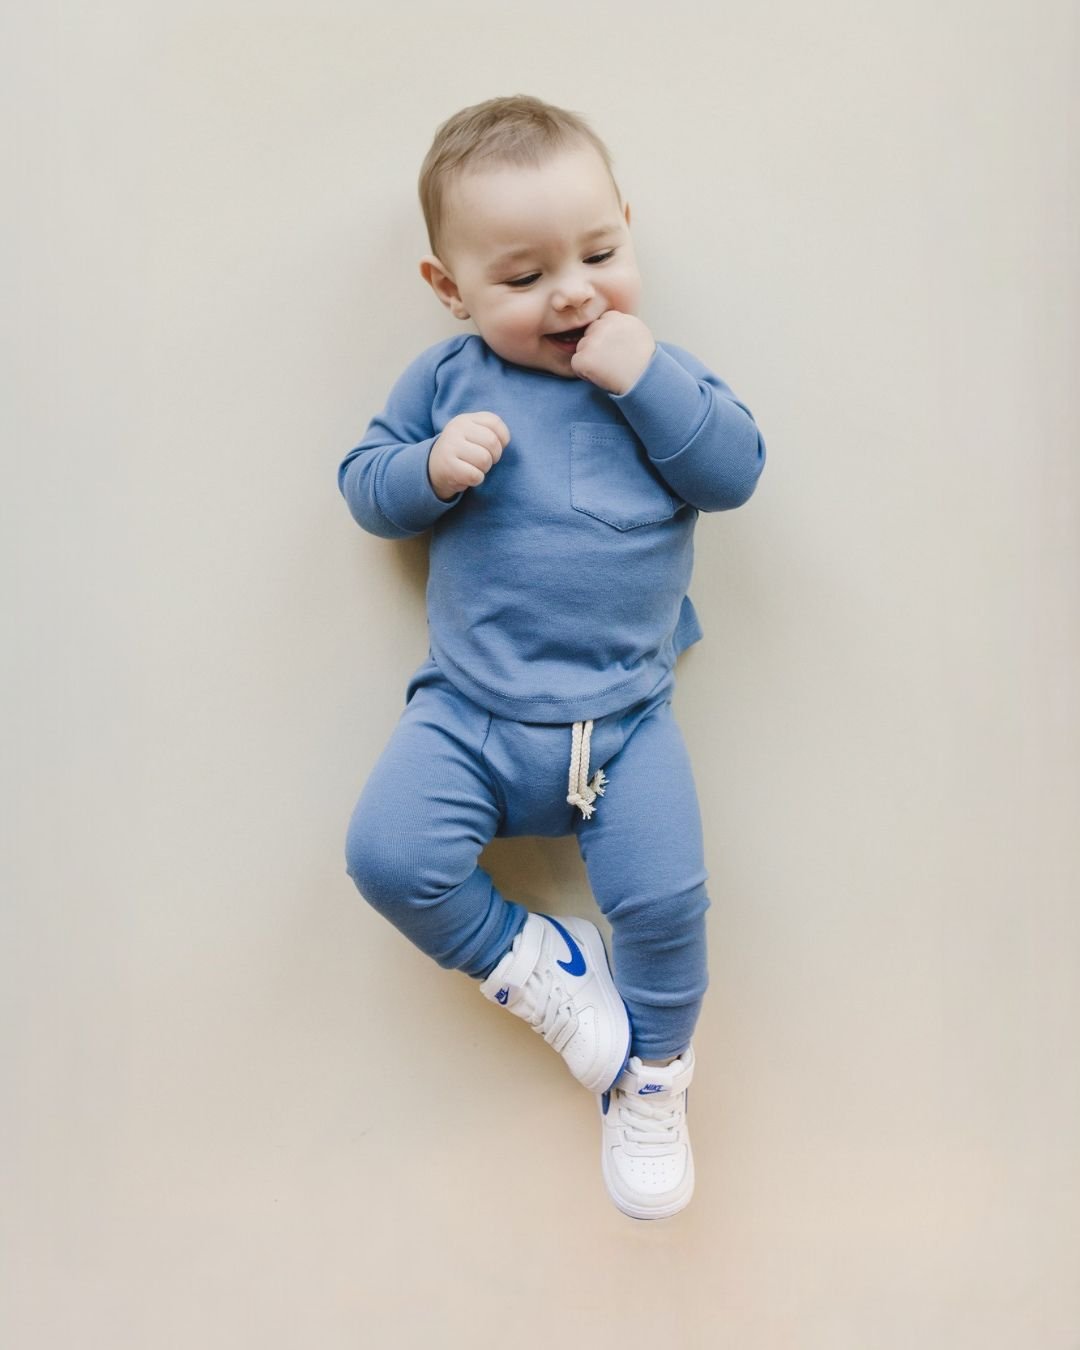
[487,225,619,272]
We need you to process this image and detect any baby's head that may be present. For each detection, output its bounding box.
[417,94,642,379]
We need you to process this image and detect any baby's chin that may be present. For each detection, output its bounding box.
[475,334,583,378]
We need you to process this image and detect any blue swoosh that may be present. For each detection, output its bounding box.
[540,914,587,976]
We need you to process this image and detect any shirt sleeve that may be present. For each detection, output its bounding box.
[337,341,465,539]
[608,342,767,511]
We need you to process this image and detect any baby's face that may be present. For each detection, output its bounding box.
[420,144,643,379]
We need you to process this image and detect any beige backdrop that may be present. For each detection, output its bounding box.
[4,1,1079,1346]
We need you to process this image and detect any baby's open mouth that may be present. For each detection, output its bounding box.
[545,326,587,349]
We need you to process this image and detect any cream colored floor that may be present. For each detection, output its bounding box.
[6,807,1079,1348]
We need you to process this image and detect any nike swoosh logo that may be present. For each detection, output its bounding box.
[639,1084,665,1095]
[540,914,587,977]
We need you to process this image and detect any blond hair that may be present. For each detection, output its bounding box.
[418,94,622,265]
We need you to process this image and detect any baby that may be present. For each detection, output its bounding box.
[337,94,766,1220]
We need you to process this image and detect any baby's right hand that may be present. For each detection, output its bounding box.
[428,412,510,501]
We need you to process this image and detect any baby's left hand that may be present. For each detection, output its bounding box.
[570,311,656,395]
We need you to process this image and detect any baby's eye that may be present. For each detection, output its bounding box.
[504,249,617,289]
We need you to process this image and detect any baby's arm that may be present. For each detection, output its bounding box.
[339,342,510,536]
[609,344,766,511]
[337,344,455,539]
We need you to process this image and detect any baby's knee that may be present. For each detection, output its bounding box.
[344,794,473,914]
[344,797,411,911]
[604,876,710,929]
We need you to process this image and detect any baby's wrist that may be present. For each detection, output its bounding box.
[428,456,459,503]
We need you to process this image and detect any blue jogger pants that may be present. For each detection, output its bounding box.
[344,654,711,1059]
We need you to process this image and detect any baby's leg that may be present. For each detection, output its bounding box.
[575,699,710,1061]
[344,678,527,979]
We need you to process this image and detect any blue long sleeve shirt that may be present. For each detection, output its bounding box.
[338,333,765,722]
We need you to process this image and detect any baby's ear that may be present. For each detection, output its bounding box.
[418,255,469,320]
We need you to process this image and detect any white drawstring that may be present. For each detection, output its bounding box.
[567,719,608,820]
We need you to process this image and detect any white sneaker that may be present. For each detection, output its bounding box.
[598,1043,696,1219]
[479,912,631,1094]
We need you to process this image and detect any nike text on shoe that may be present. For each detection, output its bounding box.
[479,912,631,1094]
[599,1043,696,1220]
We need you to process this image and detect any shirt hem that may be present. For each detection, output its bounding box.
[428,637,681,724]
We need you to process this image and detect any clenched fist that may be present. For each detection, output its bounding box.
[569,310,656,395]
[428,411,511,502]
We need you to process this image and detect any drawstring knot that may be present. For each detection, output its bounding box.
[567,719,607,820]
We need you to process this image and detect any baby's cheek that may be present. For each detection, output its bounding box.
[509,307,539,335]
[614,272,642,315]
[514,313,547,345]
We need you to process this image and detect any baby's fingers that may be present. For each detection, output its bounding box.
[469,411,511,452]
[462,433,502,473]
[451,455,488,489]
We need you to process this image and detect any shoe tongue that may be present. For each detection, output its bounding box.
[624,1057,681,1096]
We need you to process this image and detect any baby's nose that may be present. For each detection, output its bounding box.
[555,275,595,308]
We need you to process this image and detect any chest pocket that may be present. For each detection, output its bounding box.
[569,422,680,531]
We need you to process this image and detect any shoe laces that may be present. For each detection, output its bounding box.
[614,1085,685,1147]
[520,966,577,1053]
